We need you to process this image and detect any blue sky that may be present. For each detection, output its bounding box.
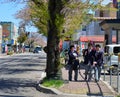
[0,0,111,32]
[0,2,37,32]
[0,2,24,27]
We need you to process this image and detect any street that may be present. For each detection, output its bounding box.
[0,53,83,97]
[0,52,47,97]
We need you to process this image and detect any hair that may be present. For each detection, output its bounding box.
[70,45,74,49]
[96,44,101,48]
[88,43,93,47]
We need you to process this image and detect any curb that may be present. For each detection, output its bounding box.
[36,72,115,97]
[100,78,117,96]
[36,83,115,97]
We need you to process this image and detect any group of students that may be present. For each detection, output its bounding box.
[67,43,104,82]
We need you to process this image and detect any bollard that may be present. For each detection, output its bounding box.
[110,67,112,86]
[117,53,120,93]
[109,53,114,86]
[104,67,105,81]
[103,53,108,81]
[109,54,112,86]
[103,64,107,81]
[117,70,120,93]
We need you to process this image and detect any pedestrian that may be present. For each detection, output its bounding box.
[68,45,79,81]
[64,49,69,65]
[94,44,104,82]
[88,44,103,82]
[84,43,95,81]
[76,45,80,56]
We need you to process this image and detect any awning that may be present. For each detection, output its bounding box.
[80,36,116,43]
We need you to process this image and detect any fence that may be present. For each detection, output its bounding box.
[103,53,120,93]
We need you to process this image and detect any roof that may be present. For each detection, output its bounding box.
[80,35,116,43]
[100,19,120,24]
[100,19,120,30]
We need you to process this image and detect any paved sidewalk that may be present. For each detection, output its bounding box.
[57,64,116,97]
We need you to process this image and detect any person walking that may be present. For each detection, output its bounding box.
[84,43,95,81]
[68,45,79,81]
[94,44,103,82]
[88,44,103,82]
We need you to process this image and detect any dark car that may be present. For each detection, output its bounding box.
[33,46,42,53]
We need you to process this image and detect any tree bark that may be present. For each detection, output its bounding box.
[46,0,64,79]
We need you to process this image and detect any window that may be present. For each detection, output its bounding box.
[113,47,120,55]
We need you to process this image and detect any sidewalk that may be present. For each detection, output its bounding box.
[0,53,7,58]
[57,63,116,97]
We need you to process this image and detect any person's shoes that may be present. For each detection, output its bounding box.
[69,79,72,81]
[84,77,87,81]
[95,79,99,82]
[74,79,77,81]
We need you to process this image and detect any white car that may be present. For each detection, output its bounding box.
[104,44,120,74]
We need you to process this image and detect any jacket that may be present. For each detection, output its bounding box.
[83,49,95,65]
[94,51,103,66]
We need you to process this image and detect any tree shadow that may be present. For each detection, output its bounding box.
[79,64,104,97]
[0,78,37,96]
[0,68,45,75]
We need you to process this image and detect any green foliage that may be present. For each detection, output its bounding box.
[17,32,27,44]
[10,0,105,38]
[42,77,64,88]
[28,1,49,36]
[61,0,104,38]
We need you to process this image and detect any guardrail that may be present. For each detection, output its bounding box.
[103,53,120,93]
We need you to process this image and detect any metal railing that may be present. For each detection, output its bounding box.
[103,53,120,93]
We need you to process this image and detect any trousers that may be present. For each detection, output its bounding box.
[88,65,102,81]
[68,64,78,81]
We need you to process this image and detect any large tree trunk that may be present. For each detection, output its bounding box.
[46,0,64,79]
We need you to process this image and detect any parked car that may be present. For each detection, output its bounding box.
[24,45,30,52]
[104,44,120,74]
[33,46,42,53]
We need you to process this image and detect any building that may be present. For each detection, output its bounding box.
[72,2,118,55]
[0,25,2,53]
[0,22,18,53]
[100,0,120,45]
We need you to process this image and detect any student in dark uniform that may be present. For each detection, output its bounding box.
[68,45,79,81]
[88,44,103,82]
[94,44,103,82]
[84,43,95,81]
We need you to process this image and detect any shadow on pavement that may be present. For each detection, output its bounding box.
[0,78,37,96]
[0,95,26,97]
[79,63,105,97]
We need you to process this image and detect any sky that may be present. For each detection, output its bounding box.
[0,0,112,32]
[0,1,37,32]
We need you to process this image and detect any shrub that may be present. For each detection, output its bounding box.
[41,77,64,88]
